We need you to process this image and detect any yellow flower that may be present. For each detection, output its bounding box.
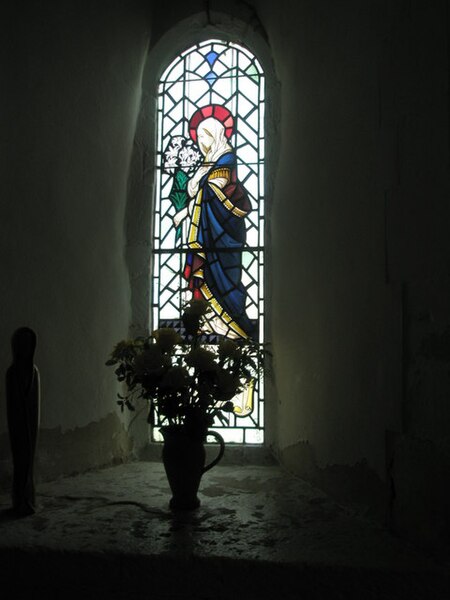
[113,340,133,352]
[183,299,210,316]
[152,327,183,353]
[218,339,241,360]
[160,366,190,390]
[215,369,240,401]
[185,347,218,372]
[112,339,139,358]
[134,346,165,379]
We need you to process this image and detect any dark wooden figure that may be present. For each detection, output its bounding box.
[6,327,40,516]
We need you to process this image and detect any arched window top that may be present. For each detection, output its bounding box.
[152,39,266,443]
[157,39,265,174]
[160,38,264,83]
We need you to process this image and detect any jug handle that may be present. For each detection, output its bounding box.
[203,430,225,473]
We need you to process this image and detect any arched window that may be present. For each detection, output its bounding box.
[152,39,265,444]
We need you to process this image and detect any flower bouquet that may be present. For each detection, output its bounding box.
[106,299,268,439]
[106,300,268,509]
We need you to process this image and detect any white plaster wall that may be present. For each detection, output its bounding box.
[379,1,450,549]
[258,0,403,479]
[382,0,450,438]
[0,2,150,438]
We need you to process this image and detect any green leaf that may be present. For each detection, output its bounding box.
[175,169,189,188]
[242,368,253,379]
[115,365,125,376]
[125,400,136,412]
[245,358,257,373]
[170,190,188,211]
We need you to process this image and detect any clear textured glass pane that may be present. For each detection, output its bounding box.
[186,50,205,72]
[153,428,164,442]
[259,402,264,422]
[161,56,183,82]
[237,145,258,165]
[211,76,233,99]
[190,61,210,79]
[242,251,254,268]
[247,304,258,320]
[240,76,259,103]
[248,210,259,229]
[247,109,258,131]
[245,429,264,444]
[239,100,256,125]
[259,138,265,161]
[164,80,184,105]
[238,52,251,70]
[243,172,258,199]
[259,167,265,198]
[246,227,259,247]
[259,218,265,245]
[216,428,244,443]
[238,119,258,149]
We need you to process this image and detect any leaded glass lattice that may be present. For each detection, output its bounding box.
[152,40,265,444]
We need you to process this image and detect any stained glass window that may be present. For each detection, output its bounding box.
[152,40,265,444]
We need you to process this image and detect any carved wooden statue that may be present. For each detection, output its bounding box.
[6,327,40,516]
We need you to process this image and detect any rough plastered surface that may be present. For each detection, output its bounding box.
[0,462,448,599]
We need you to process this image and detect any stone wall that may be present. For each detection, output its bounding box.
[0,0,150,479]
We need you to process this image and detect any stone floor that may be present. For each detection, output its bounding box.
[0,461,449,599]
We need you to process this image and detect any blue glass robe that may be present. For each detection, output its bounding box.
[183,152,255,339]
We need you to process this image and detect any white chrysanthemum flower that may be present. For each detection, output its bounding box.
[171,136,183,149]
[179,146,201,168]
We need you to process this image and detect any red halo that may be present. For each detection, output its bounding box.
[189,104,234,143]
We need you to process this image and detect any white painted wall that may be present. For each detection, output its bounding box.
[0,2,149,441]
[257,0,403,480]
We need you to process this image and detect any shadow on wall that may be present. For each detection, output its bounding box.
[281,437,450,558]
[0,413,133,492]
[280,441,388,521]
[388,433,450,557]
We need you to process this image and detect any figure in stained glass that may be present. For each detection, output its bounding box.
[171,105,255,340]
